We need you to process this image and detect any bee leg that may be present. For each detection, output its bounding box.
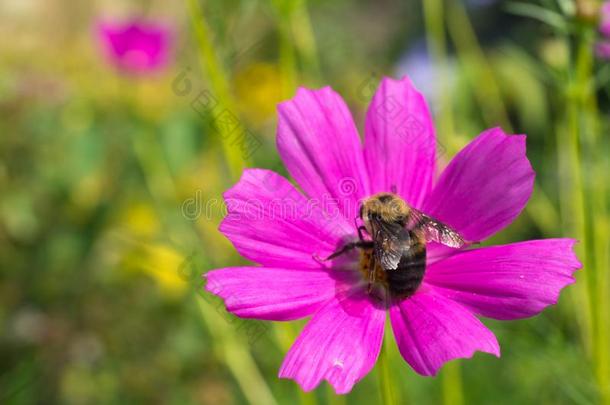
[367,255,376,293]
[321,242,359,261]
[314,241,373,262]
[357,226,367,241]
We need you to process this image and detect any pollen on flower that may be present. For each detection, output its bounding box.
[359,249,388,288]
[332,359,344,369]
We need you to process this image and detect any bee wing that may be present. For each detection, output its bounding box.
[409,208,466,248]
[370,217,410,271]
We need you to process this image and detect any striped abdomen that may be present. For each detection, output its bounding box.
[386,231,426,299]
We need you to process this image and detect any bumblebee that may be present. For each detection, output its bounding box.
[323,192,466,299]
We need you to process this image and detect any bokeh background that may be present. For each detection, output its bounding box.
[1,0,609,404]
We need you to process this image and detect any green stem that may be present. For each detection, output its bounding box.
[424,5,465,402]
[447,0,512,132]
[554,34,593,359]
[326,384,346,405]
[271,0,320,92]
[378,337,396,404]
[573,25,610,405]
[289,0,321,81]
[564,23,610,404]
[591,119,610,405]
[561,64,593,355]
[447,0,557,239]
[270,0,300,97]
[125,88,276,403]
[277,3,298,98]
[423,0,454,139]
[197,299,278,405]
[186,0,248,179]
[441,362,464,405]
[131,129,277,404]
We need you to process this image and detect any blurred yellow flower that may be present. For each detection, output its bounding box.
[119,202,160,237]
[141,244,188,297]
[234,62,283,124]
[114,203,187,297]
[122,243,188,298]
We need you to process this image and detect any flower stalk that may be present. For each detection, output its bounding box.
[562,16,610,403]
[186,0,248,179]
[378,339,396,405]
[423,2,465,404]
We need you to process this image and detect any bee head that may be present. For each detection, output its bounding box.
[360,193,410,234]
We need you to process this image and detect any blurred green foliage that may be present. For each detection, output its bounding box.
[1,0,609,404]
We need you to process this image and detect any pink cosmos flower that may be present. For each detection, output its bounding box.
[97,19,171,74]
[205,76,581,394]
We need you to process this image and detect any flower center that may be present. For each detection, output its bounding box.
[354,229,427,301]
[358,248,389,288]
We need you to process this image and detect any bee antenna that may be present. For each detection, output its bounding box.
[390,184,397,193]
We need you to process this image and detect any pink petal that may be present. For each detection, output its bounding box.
[422,127,535,242]
[277,87,370,225]
[205,267,339,320]
[364,76,437,207]
[279,291,385,394]
[220,169,349,269]
[425,239,581,320]
[390,288,500,376]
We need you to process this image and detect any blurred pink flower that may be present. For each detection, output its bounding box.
[597,2,610,59]
[205,76,581,393]
[97,19,171,74]
[600,2,610,36]
[596,41,610,59]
